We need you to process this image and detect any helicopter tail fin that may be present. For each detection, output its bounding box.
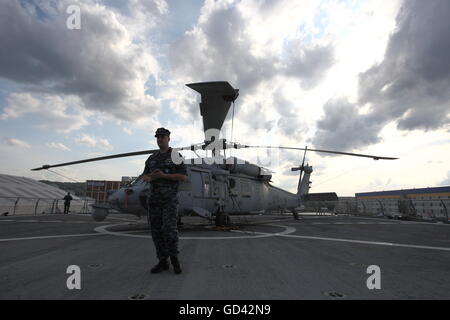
[294,164,313,199]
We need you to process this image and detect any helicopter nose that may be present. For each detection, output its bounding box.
[107,189,120,201]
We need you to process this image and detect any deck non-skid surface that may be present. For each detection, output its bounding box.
[1,214,449,299]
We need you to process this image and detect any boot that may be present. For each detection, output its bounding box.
[170,256,182,274]
[150,258,169,273]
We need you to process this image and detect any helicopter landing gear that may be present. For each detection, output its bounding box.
[177,214,184,228]
[215,212,230,227]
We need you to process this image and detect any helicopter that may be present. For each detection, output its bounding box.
[31,81,398,226]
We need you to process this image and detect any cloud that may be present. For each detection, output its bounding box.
[236,95,277,133]
[283,43,334,89]
[311,98,383,150]
[1,92,89,132]
[270,87,309,138]
[168,0,334,122]
[97,138,113,150]
[122,127,132,135]
[75,133,113,150]
[2,137,31,149]
[46,142,71,151]
[312,0,450,152]
[0,0,161,124]
[439,171,450,186]
[358,0,450,131]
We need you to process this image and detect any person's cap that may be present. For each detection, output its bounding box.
[154,127,171,137]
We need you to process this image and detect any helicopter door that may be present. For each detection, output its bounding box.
[190,170,203,198]
[201,172,216,212]
[190,169,215,213]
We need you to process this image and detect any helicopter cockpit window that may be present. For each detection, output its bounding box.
[128,174,143,186]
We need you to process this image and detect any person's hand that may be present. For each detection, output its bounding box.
[150,169,166,180]
[142,174,153,182]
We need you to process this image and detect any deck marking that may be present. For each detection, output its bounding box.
[278,233,450,252]
[94,223,296,240]
[349,217,450,226]
[0,233,109,242]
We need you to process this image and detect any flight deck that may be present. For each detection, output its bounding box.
[1,213,449,300]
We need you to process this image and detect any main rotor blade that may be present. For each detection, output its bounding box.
[31,149,159,171]
[239,145,398,160]
[31,141,211,171]
[183,140,398,160]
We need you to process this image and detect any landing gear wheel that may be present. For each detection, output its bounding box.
[215,212,230,227]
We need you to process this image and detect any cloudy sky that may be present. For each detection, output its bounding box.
[1,0,449,196]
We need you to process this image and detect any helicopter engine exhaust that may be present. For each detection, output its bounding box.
[91,204,109,221]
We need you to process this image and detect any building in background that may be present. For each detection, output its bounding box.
[85,180,121,202]
[85,176,138,203]
[356,186,450,220]
[303,192,338,213]
[336,196,357,214]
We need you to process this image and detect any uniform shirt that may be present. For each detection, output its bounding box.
[63,195,73,204]
[143,147,187,194]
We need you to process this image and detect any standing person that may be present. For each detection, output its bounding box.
[63,192,73,214]
[142,128,187,274]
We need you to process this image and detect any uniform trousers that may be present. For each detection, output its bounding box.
[148,191,179,260]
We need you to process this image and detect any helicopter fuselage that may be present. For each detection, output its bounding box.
[94,159,304,222]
